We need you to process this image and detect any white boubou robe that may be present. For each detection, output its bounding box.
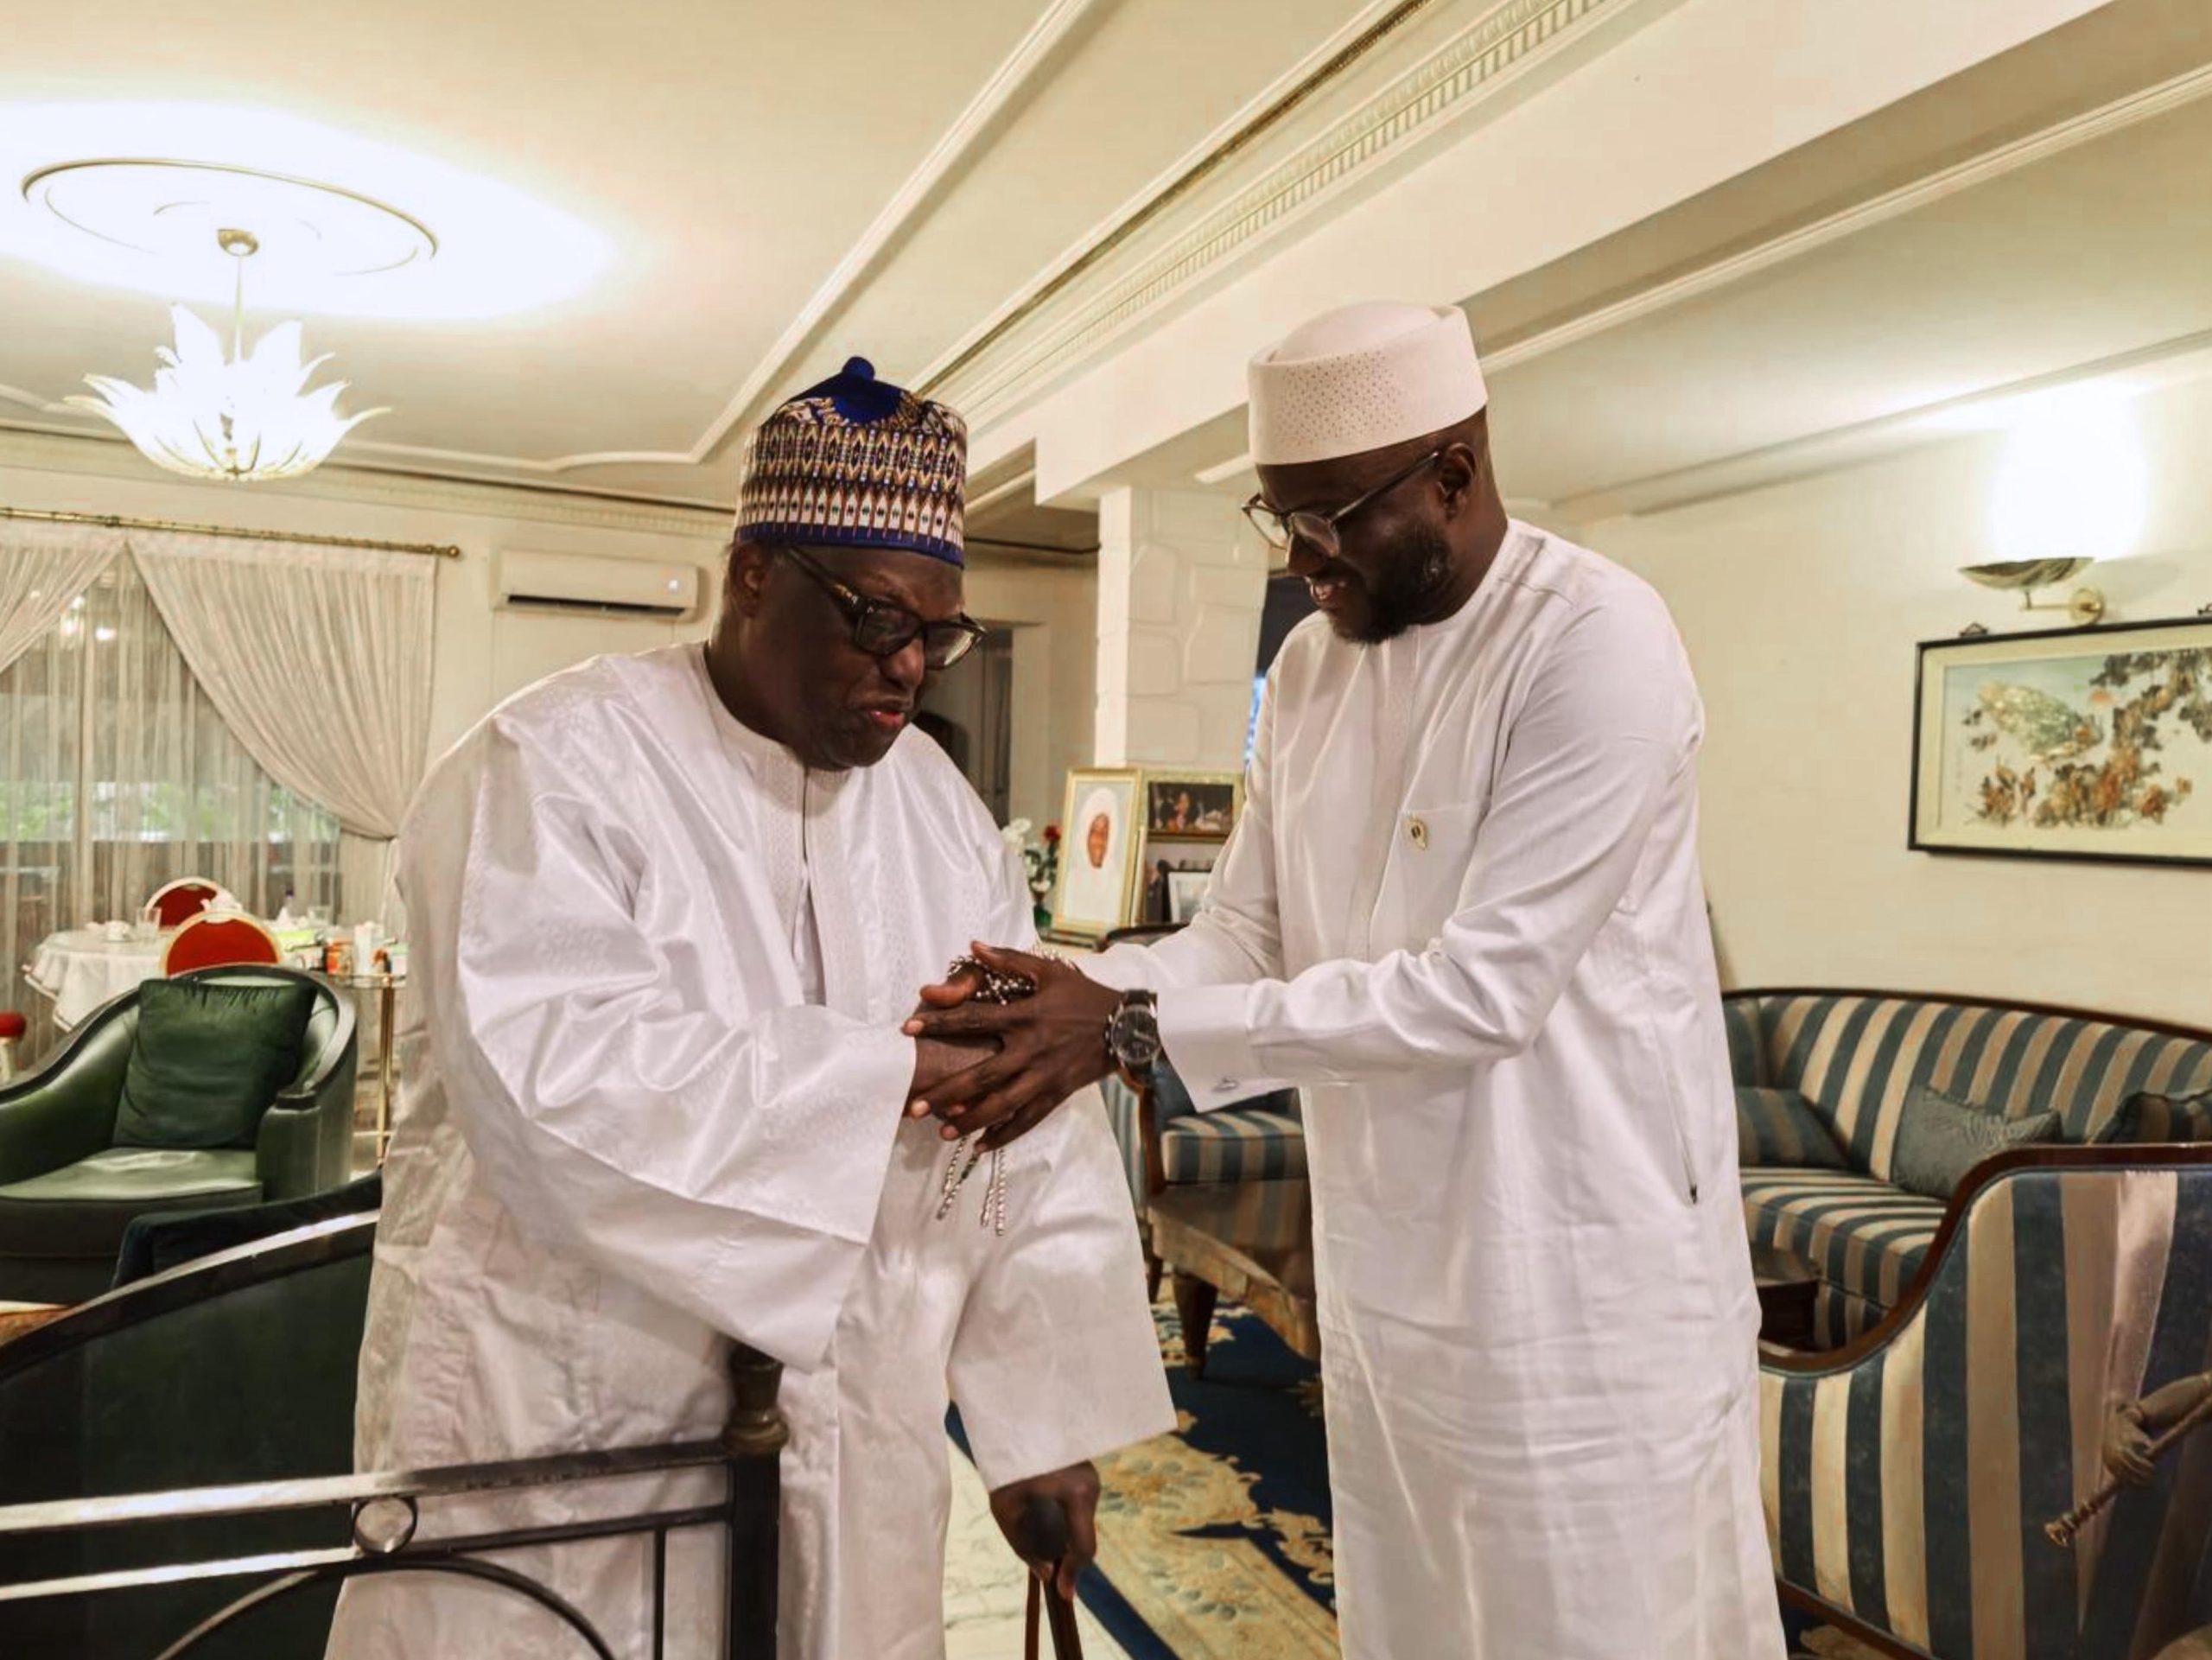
[1089,525,1784,1659]
[326,646,1172,1660]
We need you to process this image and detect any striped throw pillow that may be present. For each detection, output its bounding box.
[1735,1085,1848,1170]
[2099,1089,2212,1144]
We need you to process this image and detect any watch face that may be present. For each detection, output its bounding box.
[1112,1002,1161,1068]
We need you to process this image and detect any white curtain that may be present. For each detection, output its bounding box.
[0,521,123,676]
[130,532,435,924]
[1,555,344,1059]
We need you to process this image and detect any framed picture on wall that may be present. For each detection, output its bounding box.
[1142,771,1243,841]
[1138,843,1220,924]
[1050,767,1145,939]
[1909,615,2212,868]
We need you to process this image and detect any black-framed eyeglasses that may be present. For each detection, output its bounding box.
[1241,448,1446,566]
[779,546,986,670]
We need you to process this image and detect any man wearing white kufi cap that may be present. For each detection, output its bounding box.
[906,302,1783,1657]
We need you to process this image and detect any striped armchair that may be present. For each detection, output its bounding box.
[1728,991,2212,1348]
[1101,1063,1303,1294]
[1762,1148,2212,1657]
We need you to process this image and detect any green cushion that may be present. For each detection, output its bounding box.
[0,1148,261,1257]
[1891,1084,2058,1200]
[113,978,316,1151]
[1736,1085,1847,1169]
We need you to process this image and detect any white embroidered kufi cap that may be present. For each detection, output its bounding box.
[1248,301,1487,466]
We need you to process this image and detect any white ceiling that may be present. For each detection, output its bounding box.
[1484,66,2212,522]
[0,0,1382,512]
[6,0,2209,549]
[1107,0,2212,530]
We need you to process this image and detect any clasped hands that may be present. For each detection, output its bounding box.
[901,942,1122,1149]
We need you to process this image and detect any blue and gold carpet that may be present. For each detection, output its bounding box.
[963,1296,1877,1658]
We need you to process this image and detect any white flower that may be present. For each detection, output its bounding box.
[1000,817,1033,848]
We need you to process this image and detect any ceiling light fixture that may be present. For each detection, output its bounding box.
[68,226,385,482]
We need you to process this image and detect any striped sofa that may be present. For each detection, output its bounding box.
[1728,992,2212,1349]
[1762,1149,2212,1658]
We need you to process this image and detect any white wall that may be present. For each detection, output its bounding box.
[958,557,1098,830]
[1582,377,2212,1027]
[1093,485,1267,770]
[0,443,1096,829]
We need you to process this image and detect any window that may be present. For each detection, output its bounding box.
[1,560,342,1051]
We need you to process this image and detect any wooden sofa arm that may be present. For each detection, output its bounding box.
[1763,1142,2212,1377]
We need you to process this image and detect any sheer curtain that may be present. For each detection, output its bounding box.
[130,532,434,923]
[0,521,122,673]
[1,557,341,1058]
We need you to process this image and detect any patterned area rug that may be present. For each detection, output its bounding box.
[961,1294,1879,1658]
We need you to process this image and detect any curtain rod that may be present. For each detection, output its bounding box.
[0,505,462,560]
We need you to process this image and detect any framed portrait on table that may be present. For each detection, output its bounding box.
[1909,616,2212,868]
[1166,869,1211,923]
[1050,768,1144,939]
[1143,771,1243,840]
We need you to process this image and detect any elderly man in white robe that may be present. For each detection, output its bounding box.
[326,358,1172,1660]
[905,304,1785,1657]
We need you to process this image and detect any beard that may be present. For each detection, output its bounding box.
[1331,521,1454,645]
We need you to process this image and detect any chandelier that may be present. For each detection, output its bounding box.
[68,228,385,483]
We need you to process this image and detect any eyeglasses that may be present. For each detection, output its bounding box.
[1241,448,1446,566]
[779,546,986,670]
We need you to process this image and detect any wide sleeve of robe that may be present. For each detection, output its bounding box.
[1154,578,1700,1102]
[402,715,918,1371]
[945,833,1177,1490]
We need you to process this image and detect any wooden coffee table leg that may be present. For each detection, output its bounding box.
[1172,1271,1218,1379]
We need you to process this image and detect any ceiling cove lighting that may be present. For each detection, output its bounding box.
[1,102,610,320]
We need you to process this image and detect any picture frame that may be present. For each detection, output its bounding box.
[1166,868,1211,923]
[1049,767,1146,939]
[1909,615,2212,868]
[1141,770,1243,842]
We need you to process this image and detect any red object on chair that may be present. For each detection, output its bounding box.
[0,1010,25,1084]
[161,913,283,974]
[143,879,226,929]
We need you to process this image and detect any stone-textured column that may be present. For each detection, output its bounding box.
[1094,487,1268,768]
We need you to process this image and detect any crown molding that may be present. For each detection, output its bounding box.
[931,0,1628,426]
[1544,324,2212,525]
[0,426,730,539]
[1480,56,2212,381]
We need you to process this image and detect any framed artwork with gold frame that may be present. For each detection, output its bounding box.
[1141,770,1244,842]
[1050,767,1146,939]
[1909,615,2212,867]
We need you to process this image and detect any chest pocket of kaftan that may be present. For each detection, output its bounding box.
[1374,802,1483,953]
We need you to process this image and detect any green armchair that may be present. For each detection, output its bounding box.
[0,966,357,1303]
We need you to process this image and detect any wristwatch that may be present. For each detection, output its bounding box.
[1104,989,1162,1079]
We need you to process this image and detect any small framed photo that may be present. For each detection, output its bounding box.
[1910,615,2212,868]
[1143,771,1243,841]
[1166,868,1211,923]
[1051,768,1145,939]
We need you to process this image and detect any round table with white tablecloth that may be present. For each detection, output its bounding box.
[22,928,168,1028]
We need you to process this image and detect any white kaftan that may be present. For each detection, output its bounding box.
[1090,525,1783,1658]
[327,646,1171,1660]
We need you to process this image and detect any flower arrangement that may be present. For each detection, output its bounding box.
[1001,818,1062,929]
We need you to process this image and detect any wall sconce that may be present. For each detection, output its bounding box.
[1959,557,2105,625]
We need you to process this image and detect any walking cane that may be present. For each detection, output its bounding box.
[1020,1494,1084,1660]
[2047,1390,2212,1547]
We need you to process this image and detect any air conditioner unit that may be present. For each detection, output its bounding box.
[495,550,700,621]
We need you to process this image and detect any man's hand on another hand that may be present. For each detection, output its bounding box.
[903,942,1120,1149]
[989,1460,1101,1601]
